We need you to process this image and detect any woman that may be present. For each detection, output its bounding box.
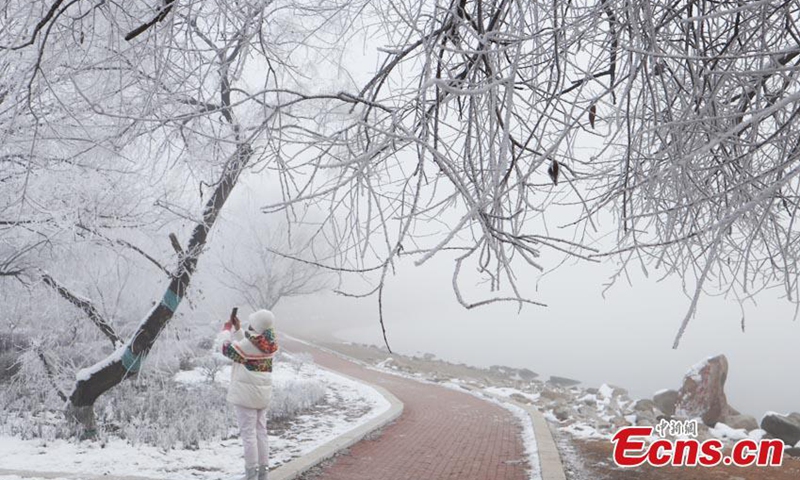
[217,309,279,480]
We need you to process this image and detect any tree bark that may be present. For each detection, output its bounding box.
[67,143,252,431]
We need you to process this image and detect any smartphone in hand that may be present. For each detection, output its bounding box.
[230,307,240,330]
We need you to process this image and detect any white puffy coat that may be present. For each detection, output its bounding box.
[216,326,278,410]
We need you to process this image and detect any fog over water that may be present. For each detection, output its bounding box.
[276,252,799,419]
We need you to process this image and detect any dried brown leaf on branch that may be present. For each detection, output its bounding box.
[548,160,560,186]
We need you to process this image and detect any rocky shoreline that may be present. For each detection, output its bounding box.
[312,339,800,455]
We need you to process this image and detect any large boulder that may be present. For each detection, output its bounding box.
[723,414,759,432]
[786,447,800,458]
[675,355,731,426]
[633,398,657,412]
[547,375,581,387]
[789,412,800,425]
[599,383,628,398]
[540,386,572,402]
[761,413,800,446]
[553,405,571,422]
[635,410,659,427]
[510,392,533,405]
[517,368,539,381]
[653,389,679,416]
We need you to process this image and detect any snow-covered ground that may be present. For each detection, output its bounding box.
[0,360,389,480]
[0,477,69,480]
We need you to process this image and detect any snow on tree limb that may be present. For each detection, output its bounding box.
[124,0,176,42]
[40,273,122,348]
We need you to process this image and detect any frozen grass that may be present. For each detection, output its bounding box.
[0,363,392,479]
[0,350,327,451]
[0,332,27,383]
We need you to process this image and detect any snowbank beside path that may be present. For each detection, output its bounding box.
[0,476,69,480]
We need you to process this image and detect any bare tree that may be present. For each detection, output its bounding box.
[221,223,335,310]
[0,0,368,432]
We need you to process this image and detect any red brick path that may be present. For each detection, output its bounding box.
[283,338,529,480]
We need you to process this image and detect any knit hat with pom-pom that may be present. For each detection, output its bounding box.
[247,309,276,334]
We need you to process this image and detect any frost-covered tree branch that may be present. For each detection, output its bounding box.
[36,348,68,404]
[74,224,171,277]
[41,273,122,348]
[266,0,603,314]
[269,0,800,347]
[582,0,800,345]
[124,0,176,41]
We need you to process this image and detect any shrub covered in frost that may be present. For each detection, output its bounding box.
[269,351,326,419]
[0,348,329,450]
[99,375,234,450]
[270,375,327,420]
[0,332,27,383]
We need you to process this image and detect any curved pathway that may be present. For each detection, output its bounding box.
[283,338,529,480]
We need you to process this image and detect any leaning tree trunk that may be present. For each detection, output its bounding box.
[67,144,253,434]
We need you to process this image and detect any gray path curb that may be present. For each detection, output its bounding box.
[271,366,403,480]
[477,390,567,480]
[0,368,403,480]
[518,403,568,480]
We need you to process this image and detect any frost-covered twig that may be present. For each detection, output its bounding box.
[36,348,67,403]
[40,273,122,348]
